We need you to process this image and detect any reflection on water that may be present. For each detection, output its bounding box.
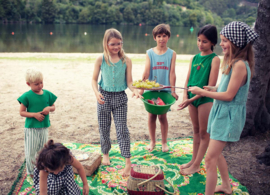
[0,24,223,55]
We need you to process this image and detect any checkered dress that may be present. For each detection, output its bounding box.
[33,165,81,195]
[97,88,131,158]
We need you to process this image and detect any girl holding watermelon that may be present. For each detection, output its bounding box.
[178,25,220,175]
[92,28,141,177]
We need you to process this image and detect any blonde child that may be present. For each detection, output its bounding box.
[92,28,141,177]
[141,24,178,152]
[178,25,220,175]
[189,21,258,194]
[34,140,89,195]
[18,68,57,177]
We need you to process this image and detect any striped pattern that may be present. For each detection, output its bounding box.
[24,128,48,174]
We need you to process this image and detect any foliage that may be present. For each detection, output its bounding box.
[0,0,258,27]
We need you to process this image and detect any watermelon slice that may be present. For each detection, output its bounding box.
[147,99,155,105]
[156,97,166,105]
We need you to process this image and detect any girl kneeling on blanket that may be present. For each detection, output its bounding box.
[33,140,89,195]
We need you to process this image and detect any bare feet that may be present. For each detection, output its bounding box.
[180,165,200,175]
[215,184,233,194]
[146,142,155,152]
[180,161,193,169]
[162,143,169,152]
[102,154,110,166]
[121,159,131,177]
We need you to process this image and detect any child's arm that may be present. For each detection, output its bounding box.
[41,104,55,115]
[140,53,151,94]
[71,157,89,195]
[207,56,220,87]
[178,57,196,110]
[169,51,178,100]
[189,61,247,101]
[126,57,142,98]
[19,103,45,122]
[92,56,105,104]
[39,170,49,195]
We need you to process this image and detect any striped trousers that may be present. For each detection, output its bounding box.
[24,128,48,175]
[97,88,131,158]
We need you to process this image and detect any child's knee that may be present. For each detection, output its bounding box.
[158,114,167,123]
[205,156,216,170]
[199,130,209,140]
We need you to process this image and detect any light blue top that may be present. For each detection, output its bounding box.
[147,48,174,92]
[98,56,127,92]
[207,61,251,142]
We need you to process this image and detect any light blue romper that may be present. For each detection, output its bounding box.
[207,61,251,142]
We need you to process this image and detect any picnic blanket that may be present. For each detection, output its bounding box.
[9,138,249,195]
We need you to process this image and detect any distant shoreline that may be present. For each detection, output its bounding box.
[0,53,223,61]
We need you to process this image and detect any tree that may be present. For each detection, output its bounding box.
[41,0,57,23]
[243,0,270,137]
[123,6,135,23]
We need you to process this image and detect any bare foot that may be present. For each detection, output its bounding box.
[162,143,169,152]
[121,160,131,177]
[146,142,155,152]
[215,184,233,194]
[180,165,200,175]
[180,161,193,169]
[102,154,110,166]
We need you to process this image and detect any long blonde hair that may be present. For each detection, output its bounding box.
[221,42,255,78]
[103,28,126,66]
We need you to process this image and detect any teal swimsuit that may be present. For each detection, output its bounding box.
[207,61,251,142]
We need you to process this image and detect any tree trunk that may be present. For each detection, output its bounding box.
[242,0,270,137]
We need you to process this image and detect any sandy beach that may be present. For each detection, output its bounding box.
[0,53,269,195]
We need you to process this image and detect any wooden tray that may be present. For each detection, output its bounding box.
[71,150,101,176]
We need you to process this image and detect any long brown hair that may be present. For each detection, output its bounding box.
[103,28,126,66]
[36,140,73,171]
[221,42,254,78]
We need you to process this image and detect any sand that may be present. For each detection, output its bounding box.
[0,53,269,195]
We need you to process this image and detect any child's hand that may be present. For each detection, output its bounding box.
[132,89,143,99]
[96,92,105,104]
[188,86,203,95]
[34,113,45,121]
[178,99,191,110]
[203,86,217,92]
[83,184,89,195]
[139,89,144,95]
[171,92,178,100]
[41,107,51,115]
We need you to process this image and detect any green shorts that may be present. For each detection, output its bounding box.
[188,91,213,108]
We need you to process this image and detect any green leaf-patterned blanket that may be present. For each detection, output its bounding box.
[9,138,249,195]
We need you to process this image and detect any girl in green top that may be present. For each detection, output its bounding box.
[178,25,220,175]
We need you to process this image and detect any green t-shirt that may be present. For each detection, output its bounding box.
[17,89,57,128]
[187,52,217,88]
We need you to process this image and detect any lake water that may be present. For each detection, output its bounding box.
[0,24,223,55]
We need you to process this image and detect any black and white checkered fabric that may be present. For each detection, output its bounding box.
[97,88,131,158]
[220,21,259,48]
[33,165,81,195]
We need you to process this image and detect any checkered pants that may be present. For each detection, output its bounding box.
[33,165,80,195]
[97,88,131,158]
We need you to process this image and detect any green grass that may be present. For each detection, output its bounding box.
[0,56,190,65]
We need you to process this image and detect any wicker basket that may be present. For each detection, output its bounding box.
[71,150,101,176]
[127,165,176,195]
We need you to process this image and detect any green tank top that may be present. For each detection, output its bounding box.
[187,52,217,88]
